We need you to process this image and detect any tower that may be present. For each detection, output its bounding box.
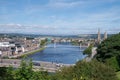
[104,31,107,40]
[97,28,101,44]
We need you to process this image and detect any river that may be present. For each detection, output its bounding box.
[26,42,86,64]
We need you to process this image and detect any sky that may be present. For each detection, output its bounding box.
[0,0,120,35]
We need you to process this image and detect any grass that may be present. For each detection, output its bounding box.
[116,71,120,80]
[8,47,45,59]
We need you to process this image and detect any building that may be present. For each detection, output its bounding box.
[104,31,107,40]
[0,42,15,56]
[97,28,101,44]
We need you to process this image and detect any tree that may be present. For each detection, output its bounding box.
[83,44,93,56]
[53,66,74,80]
[0,67,15,80]
[54,60,117,80]
[40,39,47,47]
[12,59,51,80]
[74,60,117,80]
[96,33,120,71]
[12,59,34,80]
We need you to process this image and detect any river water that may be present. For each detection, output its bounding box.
[26,42,86,64]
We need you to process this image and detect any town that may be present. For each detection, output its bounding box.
[0,29,107,59]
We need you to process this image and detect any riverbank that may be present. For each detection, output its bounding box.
[8,47,45,59]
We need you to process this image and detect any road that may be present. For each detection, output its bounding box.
[0,59,73,72]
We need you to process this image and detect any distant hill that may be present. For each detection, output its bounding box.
[78,34,113,39]
[0,33,113,38]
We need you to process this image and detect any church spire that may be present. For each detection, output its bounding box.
[104,31,107,40]
[97,28,101,44]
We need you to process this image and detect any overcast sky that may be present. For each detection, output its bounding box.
[0,0,120,35]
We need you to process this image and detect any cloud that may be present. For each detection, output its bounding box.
[0,24,57,30]
[0,0,120,34]
[45,5,120,34]
[47,0,82,8]
[45,0,119,9]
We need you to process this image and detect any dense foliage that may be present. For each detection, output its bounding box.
[96,33,120,71]
[53,60,117,80]
[83,44,93,56]
[40,39,47,47]
[0,67,13,80]
[0,60,51,80]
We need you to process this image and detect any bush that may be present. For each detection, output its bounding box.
[0,60,51,80]
[83,44,93,56]
[54,60,117,80]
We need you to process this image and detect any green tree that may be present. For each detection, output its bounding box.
[74,60,117,80]
[12,59,50,80]
[0,59,52,80]
[53,66,74,80]
[12,59,33,80]
[96,33,120,71]
[83,44,93,56]
[54,60,117,80]
[40,39,47,47]
[0,66,15,80]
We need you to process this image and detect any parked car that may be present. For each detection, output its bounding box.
[33,62,40,66]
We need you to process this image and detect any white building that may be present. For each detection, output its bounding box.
[0,42,15,47]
